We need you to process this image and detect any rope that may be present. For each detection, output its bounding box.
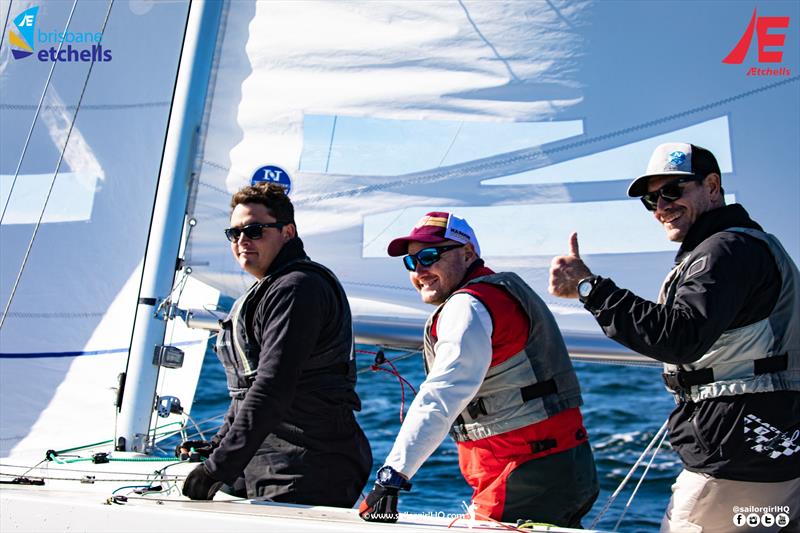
[358,348,418,422]
[0,0,116,331]
[589,418,670,529]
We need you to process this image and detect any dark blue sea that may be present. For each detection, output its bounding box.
[188,346,681,533]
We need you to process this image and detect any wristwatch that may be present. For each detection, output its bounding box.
[376,466,412,490]
[577,275,600,304]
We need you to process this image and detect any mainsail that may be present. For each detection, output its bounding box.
[185,1,799,350]
[0,0,215,460]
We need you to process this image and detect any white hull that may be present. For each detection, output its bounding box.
[1,459,603,533]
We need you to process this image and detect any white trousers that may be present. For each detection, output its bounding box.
[660,470,800,533]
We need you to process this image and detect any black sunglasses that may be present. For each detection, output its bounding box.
[640,176,704,211]
[224,222,285,242]
[403,244,464,272]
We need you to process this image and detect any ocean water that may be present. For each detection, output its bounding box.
[189,345,681,533]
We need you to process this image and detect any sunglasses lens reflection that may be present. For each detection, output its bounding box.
[416,249,439,266]
[641,182,689,211]
[242,225,263,239]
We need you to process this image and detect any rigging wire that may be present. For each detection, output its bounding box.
[0,0,13,54]
[589,417,670,530]
[324,115,338,173]
[0,0,115,331]
[613,426,670,531]
[437,121,464,167]
[0,0,80,226]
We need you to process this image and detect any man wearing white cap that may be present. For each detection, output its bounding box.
[549,143,800,532]
[360,212,598,527]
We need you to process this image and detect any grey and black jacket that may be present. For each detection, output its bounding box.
[583,204,800,482]
[204,237,372,504]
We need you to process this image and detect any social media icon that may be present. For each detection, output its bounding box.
[761,513,775,527]
[733,513,746,527]
[747,513,760,527]
[776,513,790,527]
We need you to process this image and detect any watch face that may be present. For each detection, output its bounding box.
[578,280,592,298]
[378,467,392,483]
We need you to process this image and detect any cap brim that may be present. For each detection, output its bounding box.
[387,235,449,256]
[627,171,694,197]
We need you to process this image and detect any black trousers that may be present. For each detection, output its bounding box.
[223,409,372,508]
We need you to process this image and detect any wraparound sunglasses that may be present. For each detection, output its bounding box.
[403,244,464,272]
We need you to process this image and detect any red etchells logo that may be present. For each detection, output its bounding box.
[723,8,791,76]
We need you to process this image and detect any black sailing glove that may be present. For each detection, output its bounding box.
[182,463,223,500]
[359,466,412,523]
[175,440,215,461]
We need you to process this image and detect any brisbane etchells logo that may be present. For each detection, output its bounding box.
[8,6,38,60]
[723,8,792,77]
[6,5,112,63]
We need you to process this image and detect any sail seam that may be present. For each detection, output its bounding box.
[293,76,799,206]
[0,102,171,110]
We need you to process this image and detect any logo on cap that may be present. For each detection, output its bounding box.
[414,215,447,229]
[667,151,686,169]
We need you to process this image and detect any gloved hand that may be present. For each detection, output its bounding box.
[182,463,223,500]
[359,466,412,523]
[175,440,215,461]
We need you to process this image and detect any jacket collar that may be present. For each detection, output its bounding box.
[457,259,494,289]
[266,236,308,277]
[676,204,762,262]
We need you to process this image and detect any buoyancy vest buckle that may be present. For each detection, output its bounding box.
[529,438,557,454]
[663,354,789,395]
[466,397,488,419]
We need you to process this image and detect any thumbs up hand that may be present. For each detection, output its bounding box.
[549,232,593,298]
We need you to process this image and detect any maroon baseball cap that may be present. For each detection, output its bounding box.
[387,212,481,257]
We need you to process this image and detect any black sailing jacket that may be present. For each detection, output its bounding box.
[583,204,800,481]
[204,237,372,503]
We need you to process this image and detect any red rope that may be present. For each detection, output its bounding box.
[361,350,417,423]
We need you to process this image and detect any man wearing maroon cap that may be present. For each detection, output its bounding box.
[359,212,598,527]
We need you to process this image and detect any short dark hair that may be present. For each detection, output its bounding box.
[230,183,294,223]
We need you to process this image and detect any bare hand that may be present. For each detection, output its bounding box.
[548,232,592,298]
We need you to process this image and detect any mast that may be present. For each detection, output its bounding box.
[117,0,224,452]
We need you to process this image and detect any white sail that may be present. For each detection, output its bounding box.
[0,0,215,461]
[184,1,799,352]
[0,1,798,531]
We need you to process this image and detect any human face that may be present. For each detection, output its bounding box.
[647,174,715,242]
[229,203,291,279]
[407,240,473,305]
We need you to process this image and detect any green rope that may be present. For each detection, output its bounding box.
[52,456,177,464]
[50,421,184,457]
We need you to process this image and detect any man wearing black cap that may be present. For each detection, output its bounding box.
[360,212,598,527]
[549,143,800,532]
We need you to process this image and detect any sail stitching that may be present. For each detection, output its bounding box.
[0,102,171,110]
